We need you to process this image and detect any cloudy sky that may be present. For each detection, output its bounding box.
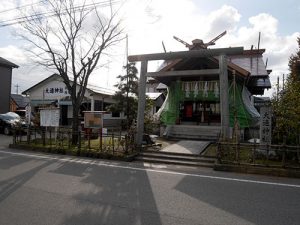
[0,0,299,96]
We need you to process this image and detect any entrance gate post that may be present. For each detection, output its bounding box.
[219,54,230,140]
[136,60,148,147]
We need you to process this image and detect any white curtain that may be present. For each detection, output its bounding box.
[203,81,208,97]
[194,82,198,97]
[185,82,190,97]
[214,81,219,97]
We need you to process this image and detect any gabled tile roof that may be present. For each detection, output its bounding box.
[11,94,29,108]
[156,83,167,90]
[146,92,163,100]
[0,57,19,68]
[228,53,268,77]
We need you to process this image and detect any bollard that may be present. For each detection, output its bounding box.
[49,128,52,147]
[13,129,16,145]
[282,136,286,168]
[252,139,257,164]
[100,129,103,152]
[42,128,46,146]
[78,131,81,151]
[217,141,222,164]
[112,132,115,155]
[266,144,269,166]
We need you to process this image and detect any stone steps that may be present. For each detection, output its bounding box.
[166,125,221,141]
[135,150,216,168]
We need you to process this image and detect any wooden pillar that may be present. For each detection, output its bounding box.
[91,96,95,111]
[101,97,104,111]
[219,54,230,140]
[136,60,148,147]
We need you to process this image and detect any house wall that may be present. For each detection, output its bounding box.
[10,100,17,112]
[29,79,70,101]
[146,82,159,93]
[0,66,12,113]
[26,76,125,126]
[148,95,165,116]
[29,78,116,106]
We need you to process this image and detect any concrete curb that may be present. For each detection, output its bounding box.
[9,144,137,162]
[214,163,300,178]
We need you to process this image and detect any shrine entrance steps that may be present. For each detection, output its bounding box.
[135,140,215,168]
[135,150,215,168]
[164,125,221,141]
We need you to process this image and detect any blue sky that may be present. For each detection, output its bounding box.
[0,0,299,96]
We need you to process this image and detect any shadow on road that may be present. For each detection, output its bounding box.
[0,160,51,203]
[0,155,32,170]
[51,160,163,225]
[175,175,300,225]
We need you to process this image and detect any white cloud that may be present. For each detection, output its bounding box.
[205,5,241,37]
[0,45,28,64]
[203,11,299,96]
[120,0,202,53]
[249,13,278,35]
[0,1,18,22]
[236,14,299,95]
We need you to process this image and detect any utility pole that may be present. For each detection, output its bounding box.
[126,34,130,131]
[15,84,20,94]
[277,76,279,101]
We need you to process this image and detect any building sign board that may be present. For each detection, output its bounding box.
[44,85,69,98]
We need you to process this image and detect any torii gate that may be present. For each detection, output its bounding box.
[128,47,244,147]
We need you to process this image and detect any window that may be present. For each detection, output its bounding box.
[112,112,120,117]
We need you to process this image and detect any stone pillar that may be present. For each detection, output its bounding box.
[260,105,272,145]
[136,61,148,147]
[219,54,230,140]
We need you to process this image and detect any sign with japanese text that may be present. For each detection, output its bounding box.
[44,85,69,98]
[260,106,272,145]
[25,105,31,124]
[40,109,60,127]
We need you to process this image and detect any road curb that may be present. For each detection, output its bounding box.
[9,144,137,162]
[214,163,300,178]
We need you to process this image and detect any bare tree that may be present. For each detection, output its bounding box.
[19,0,123,144]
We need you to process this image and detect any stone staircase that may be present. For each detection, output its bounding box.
[135,150,216,168]
[165,125,221,141]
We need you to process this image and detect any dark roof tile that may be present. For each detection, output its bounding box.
[0,57,19,68]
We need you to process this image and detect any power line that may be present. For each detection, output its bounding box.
[0,1,44,15]
[0,0,118,26]
[0,0,120,28]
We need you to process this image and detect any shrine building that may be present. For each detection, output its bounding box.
[128,36,271,145]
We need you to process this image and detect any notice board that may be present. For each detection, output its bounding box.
[84,111,103,128]
[40,109,60,127]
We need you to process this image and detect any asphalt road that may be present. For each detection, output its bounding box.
[0,135,300,225]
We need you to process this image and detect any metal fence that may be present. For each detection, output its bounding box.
[217,141,300,169]
[13,127,136,156]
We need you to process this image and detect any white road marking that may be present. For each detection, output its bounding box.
[1,149,300,188]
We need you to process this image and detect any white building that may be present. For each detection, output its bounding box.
[22,74,125,126]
